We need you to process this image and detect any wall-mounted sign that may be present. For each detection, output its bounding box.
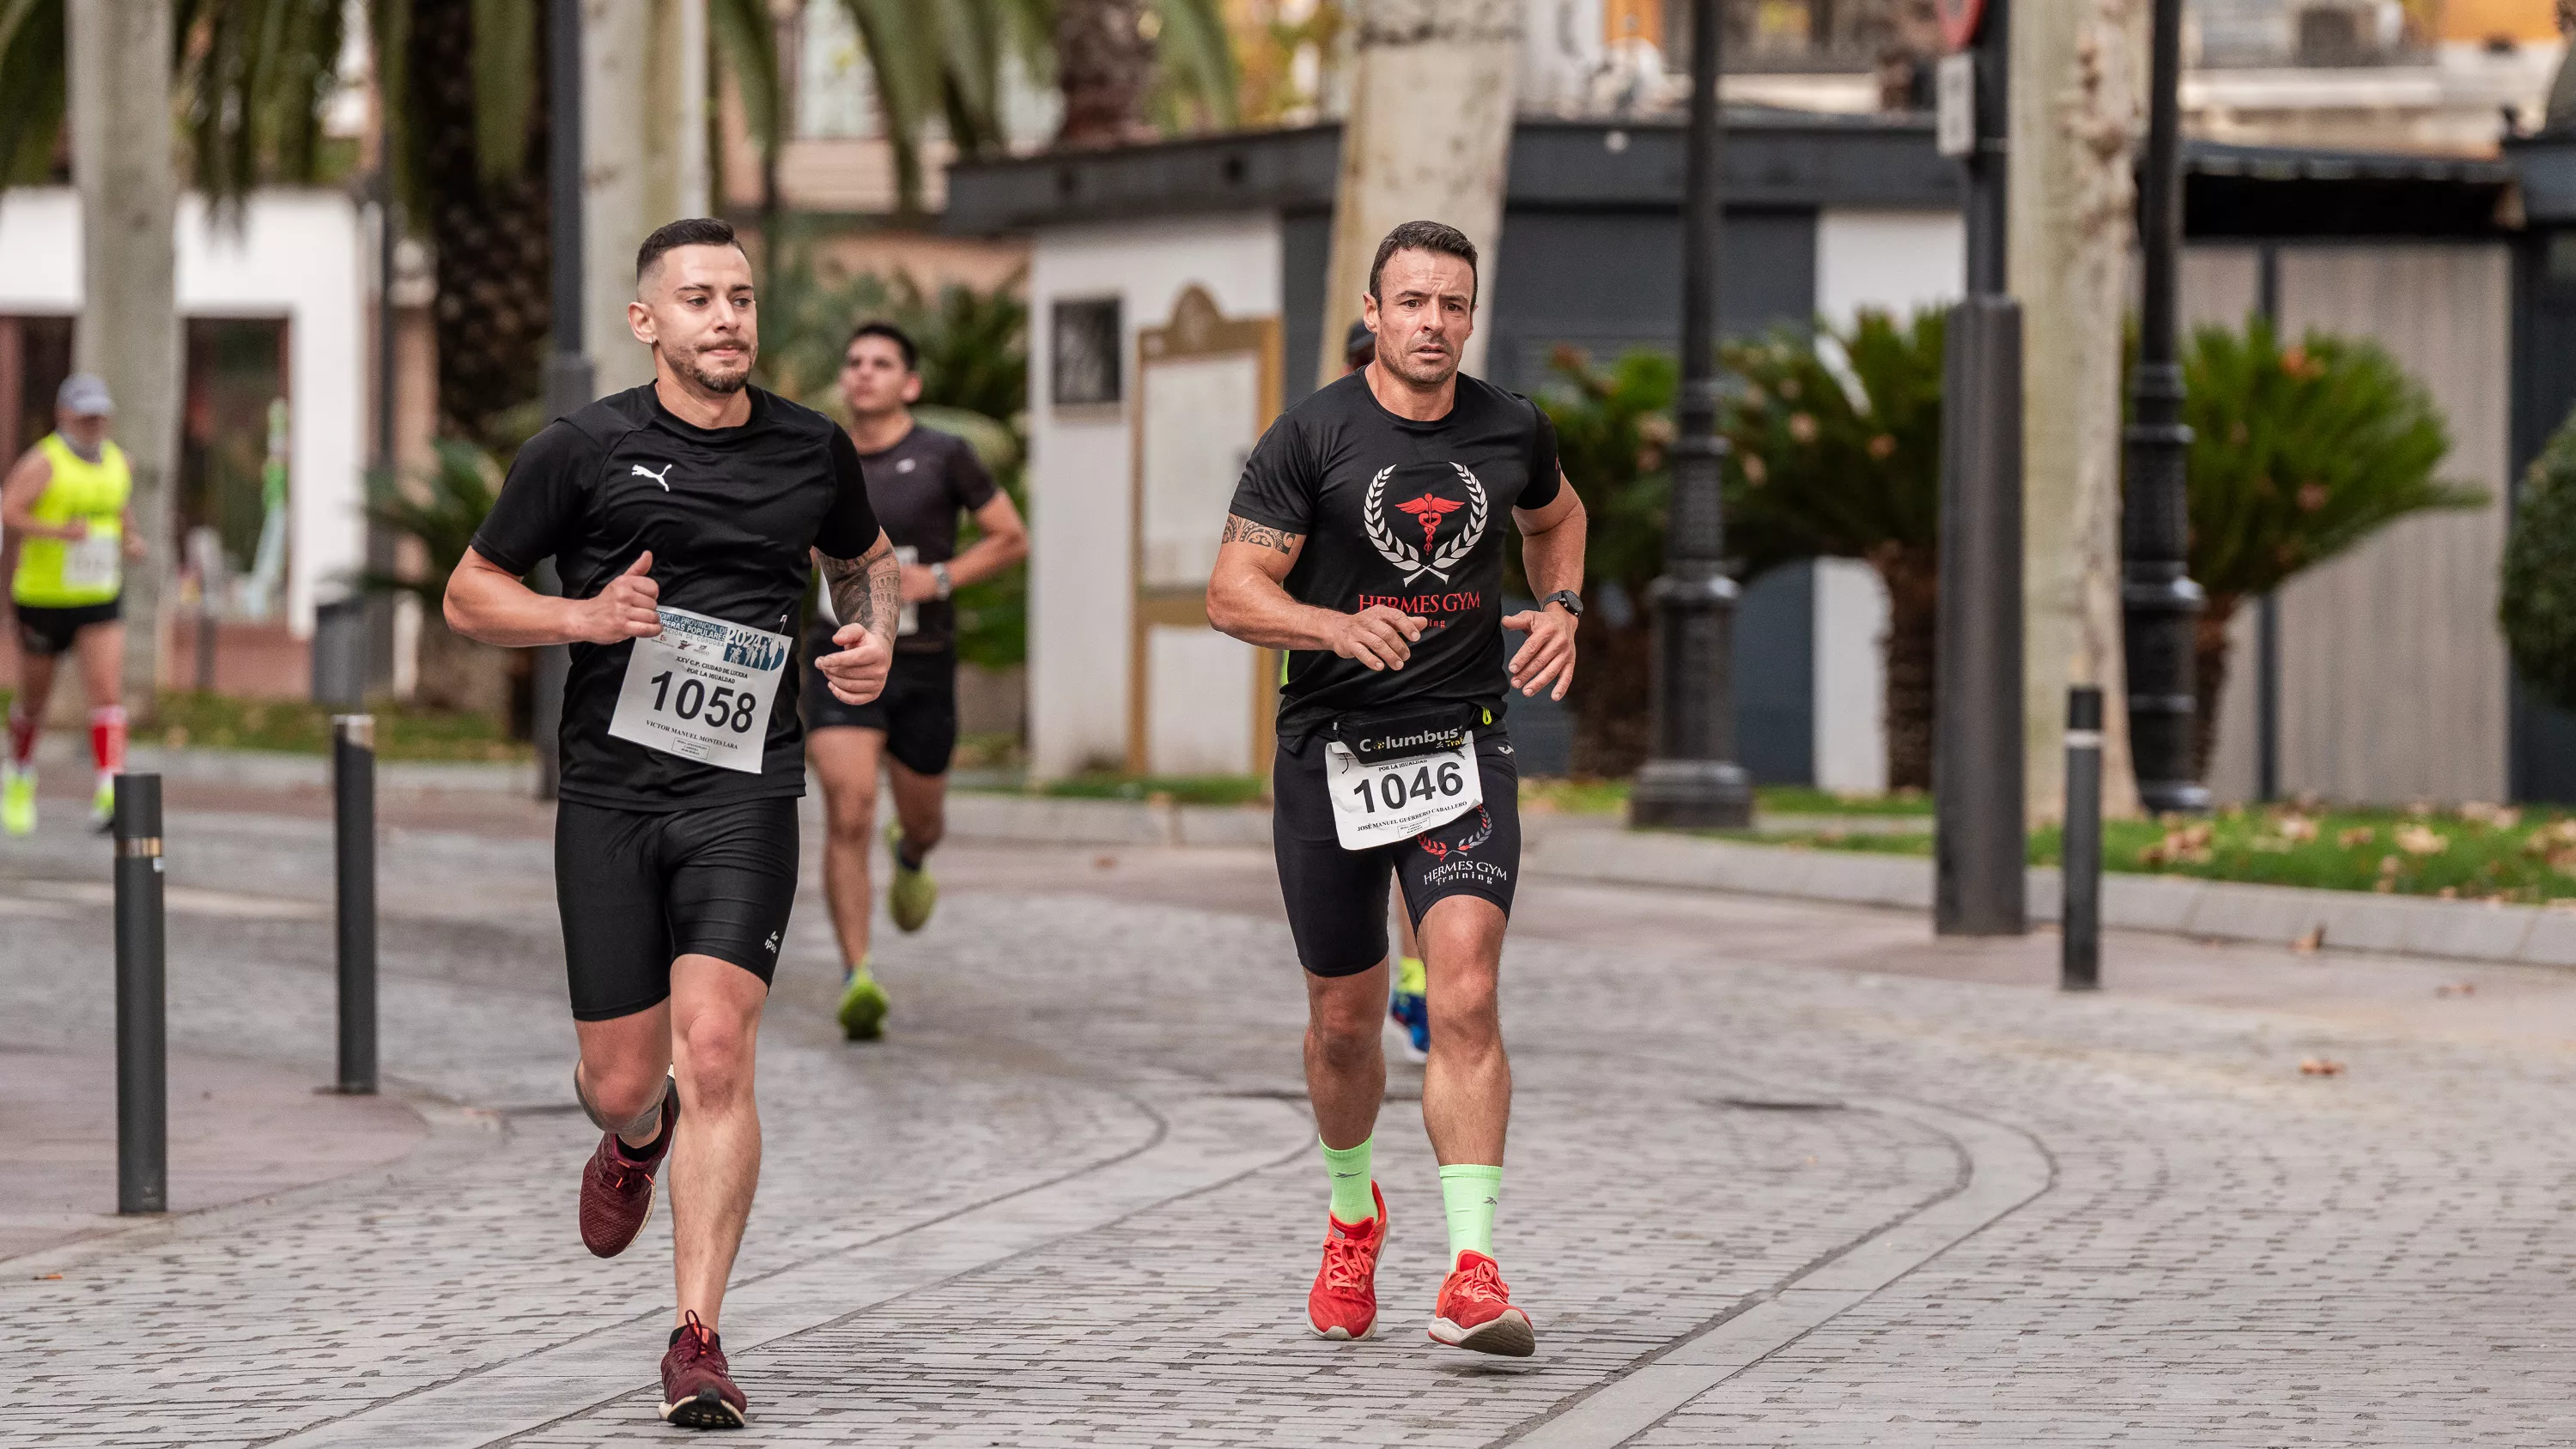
[1936,0,1988,51]
[1050,296,1122,409]
[1935,52,1976,158]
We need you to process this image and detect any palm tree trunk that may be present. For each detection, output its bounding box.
[411,0,554,452]
[1876,545,1938,791]
[2191,591,2239,785]
[70,0,179,720]
[1056,0,1158,149]
[1571,611,1652,778]
[1313,0,1521,386]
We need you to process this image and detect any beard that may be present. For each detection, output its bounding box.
[1380,337,1460,388]
[673,343,755,396]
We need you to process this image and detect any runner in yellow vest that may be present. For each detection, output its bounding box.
[2,373,141,834]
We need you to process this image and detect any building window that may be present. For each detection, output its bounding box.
[1051,297,1123,408]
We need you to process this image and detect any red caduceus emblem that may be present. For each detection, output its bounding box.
[1394,493,1466,551]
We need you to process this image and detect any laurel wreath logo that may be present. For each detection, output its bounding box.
[1364,463,1489,585]
[1419,806,1495,858]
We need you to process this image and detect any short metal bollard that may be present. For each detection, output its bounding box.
[2062,687,2105,992]
[331,715,378,1094]
[112,773,168,1214]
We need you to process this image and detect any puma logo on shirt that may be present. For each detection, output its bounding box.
[630,463,674,491]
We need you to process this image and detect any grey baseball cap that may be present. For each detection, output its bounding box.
[57,373,112,416]
[1343,319,1375,365]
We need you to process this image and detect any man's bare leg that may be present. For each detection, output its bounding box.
[1305,960,1391,1153]
[885,757,947,857]
[1417,897,1509,1163]
[664,954,768,1330]
[805,726,884,970]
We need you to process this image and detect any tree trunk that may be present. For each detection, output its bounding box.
[2190,591,2239,785]
[1570,611,1651,779]
[1314,0,1521,387]
[1876,544,1937,791]
[2012,0,2146,823]
[70,0,179,721]
[412,0,554,452]
[1055,0,1158,149]
[584,0,709,397]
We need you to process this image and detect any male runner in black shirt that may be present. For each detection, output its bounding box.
[805,320,1028,1041]
[1209,221,1587,1358]
[445,217,900,1429]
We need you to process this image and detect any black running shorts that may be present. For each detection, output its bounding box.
[554,796,799,1021]
[801,632,960,777]
[1270,727,1522,978]
[13,598,120,657]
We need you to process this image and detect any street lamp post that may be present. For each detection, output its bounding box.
[532,0,592,803]
[1629,0,1753,831]
[2122,0,2209,815]
[1932,0,2026,935]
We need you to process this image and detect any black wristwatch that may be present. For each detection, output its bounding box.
[1541,590,1584,617]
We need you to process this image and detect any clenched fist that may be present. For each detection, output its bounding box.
[818,622,893,706]
[574,552,663,645]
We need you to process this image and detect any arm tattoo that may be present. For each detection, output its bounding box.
[1222,514,1299,555]
[819,537,902,640]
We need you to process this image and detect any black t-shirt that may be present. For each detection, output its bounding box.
[471,385,883,811]
[1228,370,1562,742]
[817,423,996,655]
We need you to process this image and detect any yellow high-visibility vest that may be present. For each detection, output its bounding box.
[10,433,131,608]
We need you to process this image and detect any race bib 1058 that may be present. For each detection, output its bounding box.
[607,606,792,773]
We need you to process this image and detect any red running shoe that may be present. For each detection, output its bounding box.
[579,1084,676,1258]
[659,1312,747,1428]
[1307,1182,1388,1341]
[1429,1249,1535,1356]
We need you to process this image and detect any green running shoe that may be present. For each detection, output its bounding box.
[1,767,31,836]
[836,962,889,1041]
[885,822,939,933]
[90,774,116,831]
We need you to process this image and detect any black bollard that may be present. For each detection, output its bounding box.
[332,715,378,1094]
[2062,688,2104,991]
[112,773,167,1214]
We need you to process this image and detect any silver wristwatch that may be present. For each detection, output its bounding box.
[930,561,954,600]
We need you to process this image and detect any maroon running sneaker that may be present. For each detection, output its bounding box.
[579,1084,676,1258]
[659,1312,747,1428]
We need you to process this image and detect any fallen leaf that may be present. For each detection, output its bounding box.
[2291,925,2324,953]
[32,1273,59,1280]
[2339,827,2376,849]
[1092,855,1117,870]
[2436,886,2459,900]
[2275,814,2318,843]
[2299,1058,2346,1076]
[2396,824,2449,856]
[2435,982,2478,997]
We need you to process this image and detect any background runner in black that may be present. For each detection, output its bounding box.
[1227,367,1559,743]
[472,383,882,811]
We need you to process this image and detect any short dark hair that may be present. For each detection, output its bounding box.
[635,216,744,283]
[845,320,919,373]
[1367,221,1478,302]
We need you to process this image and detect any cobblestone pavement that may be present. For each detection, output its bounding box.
[7,803,2576,1446]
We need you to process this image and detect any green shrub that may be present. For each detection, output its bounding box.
[2502,405,2576,711]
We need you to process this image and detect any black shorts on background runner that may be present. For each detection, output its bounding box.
[801,629,959,775]
[555,797,800,1021]
[14,597,120,656]
[1271,729,1521,978]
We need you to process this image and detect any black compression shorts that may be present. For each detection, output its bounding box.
[801,634,959,777]
[1270,727,1522,978]
[13,598,120,657]
[554,796,799,1021]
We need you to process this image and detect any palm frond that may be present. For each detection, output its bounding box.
[0,0,65,186]
[708,0,782,171]
[176,0,349,213]
[468,0,538,185]
[1148,0,1237,131]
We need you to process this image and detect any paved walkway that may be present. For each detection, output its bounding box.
[6,800,2576,1445]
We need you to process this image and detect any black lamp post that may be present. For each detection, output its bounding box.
[1629,0,1753,831]
[532,0,591,803]
[1932,0,2026,935]
[2122,0,2209,815]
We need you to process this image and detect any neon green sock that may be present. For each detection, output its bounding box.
[1395,954,1427,997]
[1320,1137,1376,1223]
[1439,1164,1503,1263]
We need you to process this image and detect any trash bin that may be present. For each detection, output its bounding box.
[311,596,368,708]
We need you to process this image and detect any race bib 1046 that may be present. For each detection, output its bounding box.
[607,606,792,773]
[1323,731,1482,851]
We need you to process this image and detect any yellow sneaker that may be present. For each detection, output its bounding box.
[885,822,939,934]
[1,767,32,836]
[836,961,889,1041]
[90,774,116,831]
